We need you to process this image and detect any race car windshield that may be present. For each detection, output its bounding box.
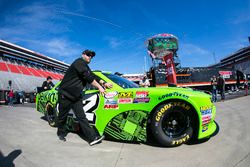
[103,73,139,89]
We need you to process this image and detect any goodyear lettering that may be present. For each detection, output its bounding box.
[172,102,190,110]
[158,92,189,101]
[118,92,133,98]
[172,135,190,145]
[155,102,191,122]
[155,104,172,121]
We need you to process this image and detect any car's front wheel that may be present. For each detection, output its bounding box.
[45,103,58,127]
[150,101,194,147]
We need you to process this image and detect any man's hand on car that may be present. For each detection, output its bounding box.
[99,87,106,96]
[104,82,113,89]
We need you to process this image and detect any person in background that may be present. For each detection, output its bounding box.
[57,49,113,146]
[217,74,225,101]
[244,77,248,96]
[19,91,25,104]
[42,76,54,91]
[210,75,217,102]
[8,89,15,106]
[139,76,150,88]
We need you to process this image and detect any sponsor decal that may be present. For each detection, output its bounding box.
[104,104,119,109]
[200,106,212,112]
[105,99,117,105]
[118,92,133,98]
[155,102,190,122]
[219,71,232,78]
[133,98,150,103]
[172,135,190,145]
[135,91,149,98]
[200,106,212,125]
[118,98,133,104]
[158,92,189,101]
[104,91,118,99]
[104,99,119,109]
[202,124,209,132]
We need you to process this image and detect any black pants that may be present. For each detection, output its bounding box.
[218,86,225,100]
[57,93,97,142]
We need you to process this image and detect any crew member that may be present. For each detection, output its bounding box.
[8,89,15,106]
[139,76,150,88]
[217,74,225,101]
[210,75,217,102]
[57,49,113,146]
[244,77,248,96]
[42,76,54,91]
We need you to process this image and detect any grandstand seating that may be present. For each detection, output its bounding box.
[0,40,69,94]
[0,61,64,79]
[36,69,49,78]
[0,62,9,72]
[27,67,43,77]
[0,71,58,92]
[18,65,32,75]
[0,60,64,92]
[7,63,22,74]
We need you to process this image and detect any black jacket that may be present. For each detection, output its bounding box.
[42,81,54,91]
[59,58,100,101]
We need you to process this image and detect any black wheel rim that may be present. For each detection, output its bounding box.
[162,111,190,138]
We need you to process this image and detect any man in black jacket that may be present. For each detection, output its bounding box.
[42,76,54,91]
[217,74,225,101]
[57,49,113,146]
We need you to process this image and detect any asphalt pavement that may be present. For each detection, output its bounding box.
[0,94,250,167]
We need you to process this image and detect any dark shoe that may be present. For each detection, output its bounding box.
[89,136,105,146]
[58,135,66,142]
[57,128,68,138]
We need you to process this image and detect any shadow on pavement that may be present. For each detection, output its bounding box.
[0,149,22,167]
[211,121,220,137]
[187,121,220,145]
[40,116,47,121]
[76,131,141,145]
[77,123,220,147]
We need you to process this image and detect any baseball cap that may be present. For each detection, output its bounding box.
[82,50,96,57]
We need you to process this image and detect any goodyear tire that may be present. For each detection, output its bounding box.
[45,103,58,127]
[151,101,193,147]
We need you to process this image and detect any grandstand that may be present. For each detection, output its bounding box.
[212,46,250,76]
[122,73,145,84]
[0,40,69,103]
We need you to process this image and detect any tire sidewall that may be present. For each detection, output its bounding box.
[45,103,58,127]
[151,101,193,146]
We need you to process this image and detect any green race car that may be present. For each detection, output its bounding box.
[36,71,217,147]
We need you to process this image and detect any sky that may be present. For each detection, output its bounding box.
[0,0,250,74]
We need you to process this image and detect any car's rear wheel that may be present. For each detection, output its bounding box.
[45,103,58,127]
[150,101,194,147]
